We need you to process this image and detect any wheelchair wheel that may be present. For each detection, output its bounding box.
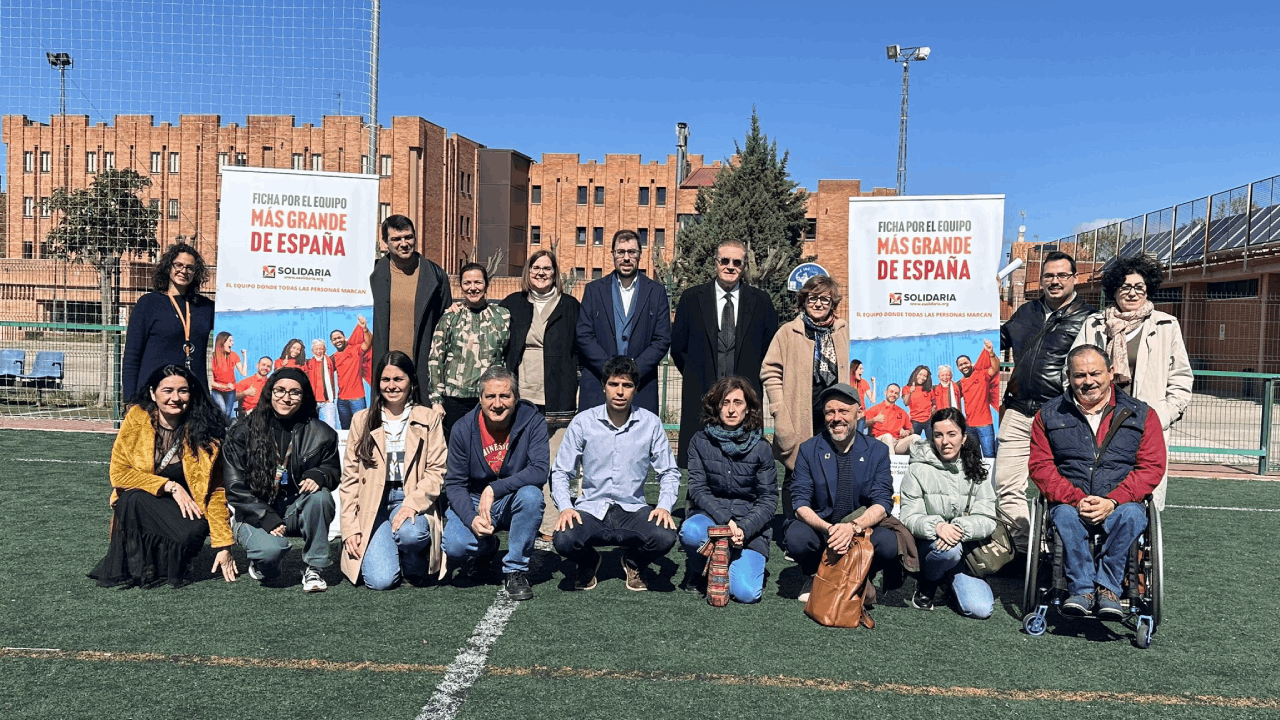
[1021,497,1045,616]
[1147,502,1163,627]
[1136,615,1154,649]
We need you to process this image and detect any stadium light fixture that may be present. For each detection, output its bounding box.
[887,45,930,196]
[46,52,72,116]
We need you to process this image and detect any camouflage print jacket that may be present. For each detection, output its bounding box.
[427,304,511,403]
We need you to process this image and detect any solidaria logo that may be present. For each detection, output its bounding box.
[263,265,332,279]
[888,292,903,306]
[893,292,958,303]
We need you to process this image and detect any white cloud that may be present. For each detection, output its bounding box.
[1070,217,1124,235]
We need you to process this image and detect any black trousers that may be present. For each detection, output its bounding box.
[553,504,678,569]
[783,520,897,576]
[441,396,479,442]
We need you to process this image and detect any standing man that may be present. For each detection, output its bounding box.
[576,230,672,416]
[305,339,339,431]
[370,214,453,401]
[670,239,778,468]
[956,339,1000,457]
[330,315,372,430]
[997,251,1095,551]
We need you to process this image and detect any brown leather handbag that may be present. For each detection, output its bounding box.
[804,530,876,628]
[699,525,735,607]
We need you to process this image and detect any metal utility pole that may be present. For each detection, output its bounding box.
[885,45,930,196]
[47,52,72,115]
[367,1,380,175]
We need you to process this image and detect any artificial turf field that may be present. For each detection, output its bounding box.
[1,428,1278,720]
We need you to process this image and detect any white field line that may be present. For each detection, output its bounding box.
[1165,504,1280,512]
[13,457,109,464]
[415,588,520,720]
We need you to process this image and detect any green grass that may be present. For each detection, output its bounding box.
[2,428,1279,719]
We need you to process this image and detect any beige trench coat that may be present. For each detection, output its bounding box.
[760,314,850,470]
[340,404,448,584]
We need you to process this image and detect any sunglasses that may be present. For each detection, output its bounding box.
[716,257,744,268]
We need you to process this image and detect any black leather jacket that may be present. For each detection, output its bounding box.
[1000,294,1096,416]
[223,416,340,530]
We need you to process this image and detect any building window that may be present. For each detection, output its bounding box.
[379,203,391,223]
[1207,279,1259,299]
[592,268,603,280]
[531,185,541,204]
[594,186,604,205]
[381,155,392,177]
[85,151,98,173]
[23,197,34,217]
[593,227,604,246]
[577,186,588,205]
[150,152,162,173]
[168,199,179,220]
[104,152,115,170]
[236,153,247,166]
[530,226,541,245]
[218,152,228,169]
[169,152,180,173]
[40,151,51,173]
[576,227,587,245]
[638,228,649,247]
[22,241,34,259]
[655,187,667,206]
[40,197,51,217]
[291,153,303,170]
[311,154,323,171]
[804,218,817,241]
[573,267,585,280]
[654,228,665,247]
[466,173,472,195]
[23,151,34,173]
[361,155,371,174]
[638,187,650,206]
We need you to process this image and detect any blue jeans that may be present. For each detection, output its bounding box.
[360,487,433,590]
[916,538,993,618]
[316,401,339,432]
[971,424,996,458]
[1050,501,1146,596]
[211,389,236,421]
[443,484,544,573]
[336,396,367,430]
[679,513,767,604]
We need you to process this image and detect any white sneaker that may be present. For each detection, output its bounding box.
[798,576,814,603]
[302,567,327,593]
[247,562,265,581]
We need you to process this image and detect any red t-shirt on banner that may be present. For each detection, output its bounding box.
[478,415,510,474]
[211,353,237,389]
[333,323,366,401]
[931,382,960,410]
[236,374,269,413]
[903,384,934,422]
[958,347,996,428]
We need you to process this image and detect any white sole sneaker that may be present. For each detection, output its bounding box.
[302,568,327,593]
[247,562,265,581]
[797,576,814,603]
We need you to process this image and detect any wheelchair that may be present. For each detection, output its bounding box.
[1020,494,1163,648]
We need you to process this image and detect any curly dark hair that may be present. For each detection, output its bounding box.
[1101,254,1162,304]
[907,365,933,393]
[698,376,763,432]
[235,368,319,501]
[354,351,422,466]
[132,364,226,456]
[278,338,306,364]
[927,407,987,483]
[151,241,208,297]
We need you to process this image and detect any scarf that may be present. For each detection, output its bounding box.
[705,424,763,459]
[530,287,560,321]
[1103,301,1153,385]
[802,313,838,388]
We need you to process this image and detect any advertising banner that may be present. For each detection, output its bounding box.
[847,194,1004,431]
[212,166,379,434]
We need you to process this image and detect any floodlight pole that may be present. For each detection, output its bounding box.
[46,52,72,116]
[887,45,929,196]
[368,0,380,176]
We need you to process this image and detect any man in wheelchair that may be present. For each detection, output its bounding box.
[1027,344,1165,620]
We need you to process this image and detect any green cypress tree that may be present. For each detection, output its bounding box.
[657,109,809,319]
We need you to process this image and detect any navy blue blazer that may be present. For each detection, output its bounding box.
[790,432,893,521]
[575,272,672,415]
[444,399,549,529]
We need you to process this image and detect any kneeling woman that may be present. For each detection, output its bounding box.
[90,364,238,587]
[899,407,996,618]
[224,367,340,592]
[341,351,448,589]
[679,376,779,603]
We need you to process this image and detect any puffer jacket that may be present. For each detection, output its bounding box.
[685,430,779,558]
[223,415,340,530]
[898,437,996,543]
[1001,294,1095,415]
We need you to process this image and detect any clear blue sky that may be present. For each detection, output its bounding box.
[6,0,1279,255]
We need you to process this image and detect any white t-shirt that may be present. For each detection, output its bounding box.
[382,406,411,484]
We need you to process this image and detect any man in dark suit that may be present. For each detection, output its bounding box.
[576,229,672,415]
[670,239,779,468]
[783,383,897,602]
[369,215,452,399]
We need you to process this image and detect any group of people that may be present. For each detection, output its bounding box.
[95,223,1190,623]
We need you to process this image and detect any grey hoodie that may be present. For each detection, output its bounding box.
[899,437,997,542]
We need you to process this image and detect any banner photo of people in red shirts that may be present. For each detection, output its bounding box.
[846,195,1004,496]
[213,166,378,434]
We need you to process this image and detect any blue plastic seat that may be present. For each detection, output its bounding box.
[24,351,65,386]
[0,349,25,384]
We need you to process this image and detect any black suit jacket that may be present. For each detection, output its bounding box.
[575,272,671,415]
[670,281,778,467]
[500,291,581,414]
[369,253,452,398]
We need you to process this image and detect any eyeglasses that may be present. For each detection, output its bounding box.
[529,265,555,275]
[271,387,303,399]
[614,249,640,257]
[171,262,195,274]
[1042,272,1075,281]
[1118,284,1147,295]
[805,295,833,308]
[716,257,744,268]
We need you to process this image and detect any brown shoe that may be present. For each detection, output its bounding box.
[621,558,648,592]
[573,554,601,591]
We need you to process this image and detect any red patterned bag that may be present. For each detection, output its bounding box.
[699,525,735,607]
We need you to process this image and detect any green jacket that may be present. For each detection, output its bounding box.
[899,437,996,542]
[427,304,511,403]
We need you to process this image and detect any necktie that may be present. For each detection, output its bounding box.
[720,292,735,341]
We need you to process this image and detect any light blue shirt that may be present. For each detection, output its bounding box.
[551,404,680,519]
